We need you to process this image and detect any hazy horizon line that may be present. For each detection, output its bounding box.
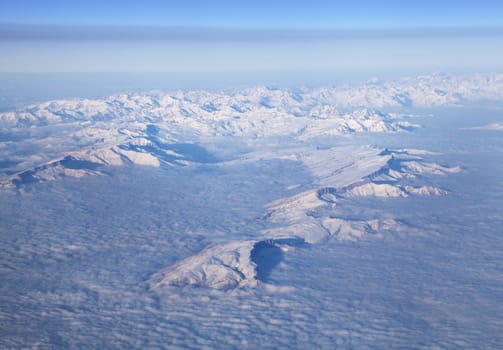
[2,23,503,42]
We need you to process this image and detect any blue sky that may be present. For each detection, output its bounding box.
[0,0,502,79]
[2,0,503,28]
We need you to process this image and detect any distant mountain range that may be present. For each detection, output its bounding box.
[1,73,501,188]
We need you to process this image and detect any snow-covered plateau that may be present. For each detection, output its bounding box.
[1,73,502,349]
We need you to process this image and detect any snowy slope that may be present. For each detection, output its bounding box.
[149,241,259,290]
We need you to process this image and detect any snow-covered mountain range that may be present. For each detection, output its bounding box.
[1,72,501,291]
[149,147,460,291]
[1,73,501,188]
